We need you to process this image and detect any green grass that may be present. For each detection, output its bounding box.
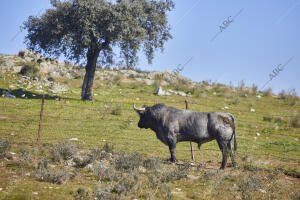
[0,71,299,199]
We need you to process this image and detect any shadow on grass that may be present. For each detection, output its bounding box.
[0,88,71,100]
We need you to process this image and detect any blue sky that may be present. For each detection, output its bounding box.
[0,0,299,94]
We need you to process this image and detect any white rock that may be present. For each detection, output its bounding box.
[187,175,200,180]
[69,138,79,141]
[32,192,38,195]
[256,95,262,99]
[254,137,257,140]
[136,97,140,101]
[256,133,260,136]
[175,188,182,191]
[21,94,26,97]
[138,166,146,174]
[0,188,2,191]
[103,139,106,142]
[250,108,255,112]
[259,189,266,193]
[295,138,299,142]
[224,106,229,109]
[9,152,16,155]
[25,173,30,176]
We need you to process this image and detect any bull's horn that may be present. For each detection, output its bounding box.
[133,103,146,111]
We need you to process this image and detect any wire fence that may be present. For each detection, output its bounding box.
[0,95,299,162]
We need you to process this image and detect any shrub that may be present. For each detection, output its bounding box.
[34,159,69,184]
[263,116,273,122]
[90,161,118,182]
[251,84,258,94]
[160,168,187,182]
[279,89,298,106]
[19,149,33,164]
[0,139,10,159]
[263,88,272,97]
[143,157,162,171]
[72,188,89,200]
[111,104,122,116]
[94,186,116,200]
[103,143,114,154]
[114,152,142,171]
[111,173,139,195]
[51,142,75,161]
[20,62,40,78]
[291,115,300,128]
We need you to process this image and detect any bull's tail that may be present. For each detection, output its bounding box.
[229,114,237,152]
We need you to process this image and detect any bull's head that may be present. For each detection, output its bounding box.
[133,104,150,129]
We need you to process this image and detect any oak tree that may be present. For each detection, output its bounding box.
[24,0,174,100]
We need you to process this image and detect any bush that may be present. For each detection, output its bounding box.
[51,142,75,161]
[0,139,10,159]
[263,116,273,122]
[72,188,90,200]
[34,159,69,184]
[291,115,300,128]
[114,152,142,171]
[111,173,139,195]
[111,104,122,116]
[94,186,116,200]
[90,161,118,182]
[143,157,162,171]
[160,168,187,182]
[263,88,272,97]
[19,149,33,164]
[20,62,40,78]
[279,89,298,106]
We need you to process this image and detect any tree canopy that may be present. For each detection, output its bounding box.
[24,0,174,100]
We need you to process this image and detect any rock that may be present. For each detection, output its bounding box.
[48,83,68,94]
[138,166,146,174]
[156,86,171,96]
[250,108,255,112]
[175,188,182,191]
[256,95,262,99]
[259,189,266,193]
[32,192,38,195]
[69,138,79,141]
[256,133,260,136]
[0,188,2,191]
[187,175,200,180]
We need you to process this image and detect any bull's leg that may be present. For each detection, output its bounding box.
[169,143,176,163]
[227,141,236,167]
[217,139,229,169]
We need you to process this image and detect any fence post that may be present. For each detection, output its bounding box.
[37,95,45,143]
[185,100,195,161]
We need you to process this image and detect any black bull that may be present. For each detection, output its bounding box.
[133,104,237,169]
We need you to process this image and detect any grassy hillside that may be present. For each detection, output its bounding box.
[0,55,299,199]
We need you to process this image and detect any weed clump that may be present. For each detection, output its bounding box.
[143,157,162,171]
[72,188,89,200]
[20,62,40,78]
[90,161,118,181]
[94,186,116,200]
[19,149,33,164]
[291,115,300,128]
[114,152,142,171]
[0,139,10,158]
[111,173,139,195]
[111,104,122,116]
[51,141,75,161]
[160,168,187,182]
[34,159,69,184]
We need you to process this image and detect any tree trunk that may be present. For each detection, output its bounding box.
[81,45,100,100]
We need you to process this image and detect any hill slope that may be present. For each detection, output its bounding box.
[0,51,299,199]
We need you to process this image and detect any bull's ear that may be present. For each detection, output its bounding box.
[136,110,146,115]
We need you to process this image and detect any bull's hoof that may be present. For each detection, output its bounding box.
[170,158,176,163]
